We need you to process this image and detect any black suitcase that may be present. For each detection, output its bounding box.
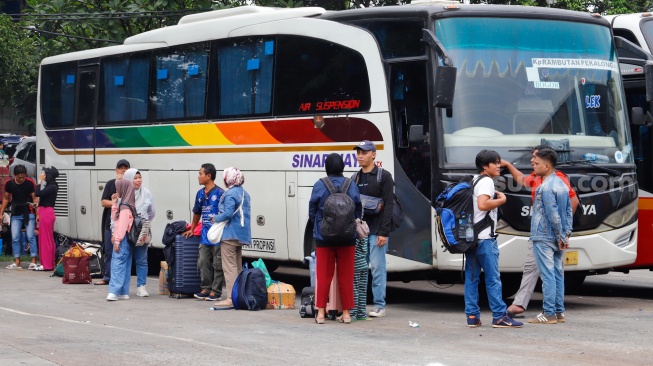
[169,235,201,298]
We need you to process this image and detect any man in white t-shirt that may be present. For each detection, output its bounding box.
[465,150,523,329]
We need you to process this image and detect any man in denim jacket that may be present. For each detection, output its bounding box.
[528,148,573,324]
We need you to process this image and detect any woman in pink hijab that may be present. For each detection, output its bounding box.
[213,167,252,307]
[107,178,135,301]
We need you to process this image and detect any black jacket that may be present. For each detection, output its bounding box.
[352,166,395,237]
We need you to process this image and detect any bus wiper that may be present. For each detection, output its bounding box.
[558,160,622,177]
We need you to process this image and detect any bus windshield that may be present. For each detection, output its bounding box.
[436,17,633,166]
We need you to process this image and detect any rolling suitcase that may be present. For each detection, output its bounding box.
[315,261,342,320]
[169,235,201,298]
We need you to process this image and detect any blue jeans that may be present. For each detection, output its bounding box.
[134,245,148,287]
[108,236,133,296]
[11,214,36,259]
[464,238,507,320]
[367,235,388,308]
[533,241,565,315]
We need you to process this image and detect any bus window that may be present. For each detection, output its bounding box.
[153,43,209,121]
[347,19,425,59]
[218,37,273,117]
[76,70,97,127]
[273,35,370,116]
[390,61,430,198]
[40,62,77,129]
[99,53,150,124]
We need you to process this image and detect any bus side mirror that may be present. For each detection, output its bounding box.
[434,65,457,108]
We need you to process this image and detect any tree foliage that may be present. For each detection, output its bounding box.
[0,15,39,112]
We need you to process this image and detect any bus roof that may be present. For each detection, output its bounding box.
[319,4,609,27]
[41,6,326,65]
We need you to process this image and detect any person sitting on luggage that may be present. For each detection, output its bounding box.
[308,153,362,324]
[212,167,251,308]
[107,178,135,301]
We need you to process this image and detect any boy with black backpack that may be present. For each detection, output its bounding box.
[465,150,522,328]
[309,153,362,324]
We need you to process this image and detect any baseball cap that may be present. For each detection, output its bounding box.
[353,140,376,152]
[116,159,130,169]
[43,166,60,179]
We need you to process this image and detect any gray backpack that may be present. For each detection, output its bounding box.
[319,177,356,242]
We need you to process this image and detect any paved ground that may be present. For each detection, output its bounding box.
[0,264,651,366]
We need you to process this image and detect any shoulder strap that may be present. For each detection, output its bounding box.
[471,175,497,238]
[341,178,352,194]
[352,169,362,184]
[320,177,337,194]
[376,167,383,184]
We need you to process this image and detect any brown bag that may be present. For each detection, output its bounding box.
[355,218,370,240]
[62,243,92,284]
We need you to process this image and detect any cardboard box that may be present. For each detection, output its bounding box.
[266,282,296,309]
[159,261,169,295]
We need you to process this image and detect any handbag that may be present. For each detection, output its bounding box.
[62,243,92,284]
[355,218,370,240]
[207,191,245,244]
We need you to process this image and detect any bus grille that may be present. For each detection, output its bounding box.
[614,230,633,249]
[54,173,69,217]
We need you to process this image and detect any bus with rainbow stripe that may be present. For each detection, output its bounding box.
[37,4,638,289]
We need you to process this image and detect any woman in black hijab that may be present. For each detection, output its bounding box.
[308,153,362,324]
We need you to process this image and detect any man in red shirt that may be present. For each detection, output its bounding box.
[500,145,579,317]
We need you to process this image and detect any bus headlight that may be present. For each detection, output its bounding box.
[602,200,638,228]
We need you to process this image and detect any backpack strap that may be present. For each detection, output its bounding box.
[321,177,352,194]
[471,175,497,238]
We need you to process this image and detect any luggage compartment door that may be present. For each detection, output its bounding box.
[242,171,288,261]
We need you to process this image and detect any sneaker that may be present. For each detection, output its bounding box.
[467,315,482,328]
[528,313,558,324]
[206,293,220,301]
[369,307,386,317]
[118,295,130,300]
[555,312,566,323]
[194,291,209,300]
[492,315,523,328]
[106,293,118,301]
[137,285,149,297]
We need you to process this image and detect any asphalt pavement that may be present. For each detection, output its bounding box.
[0,264,651,366]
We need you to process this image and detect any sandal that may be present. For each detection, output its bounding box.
[32,265,44,271]
[28,263,38,270]
[214,299,233,307]
[337,316,352,324]
[5,263,20,269]
[94,280,109,286]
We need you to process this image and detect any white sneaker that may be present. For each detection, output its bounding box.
[117,295,130,300]
[369,307,386,317]
[106,293,118,301]
[137,286,149,297]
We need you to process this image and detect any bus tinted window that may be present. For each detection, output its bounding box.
[100,54,150,124]
[219,38,273,117]
[154,44,209,121]
[348,20,425,59]
[40,62,77,129]
[274,36,371,116]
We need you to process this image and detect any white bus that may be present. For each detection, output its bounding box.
[38,4,637,289]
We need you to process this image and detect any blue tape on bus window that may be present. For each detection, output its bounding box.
[66,74,75,84]
[265,41,274,55]
[187,64,199,76]
[114,76,124,86]
[157,69,168,80]
[247,59,260,70]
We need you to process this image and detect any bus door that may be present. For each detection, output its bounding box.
[73,63,99,166]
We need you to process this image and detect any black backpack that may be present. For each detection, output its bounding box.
[352,168,403,230]
[118,203,145,246]
[319,177,356,242]
[435,175,495,254]
[231,265,268,311]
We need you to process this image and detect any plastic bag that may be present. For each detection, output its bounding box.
[251,258,272,287]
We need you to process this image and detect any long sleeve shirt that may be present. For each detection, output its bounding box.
[111,203,133,246]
